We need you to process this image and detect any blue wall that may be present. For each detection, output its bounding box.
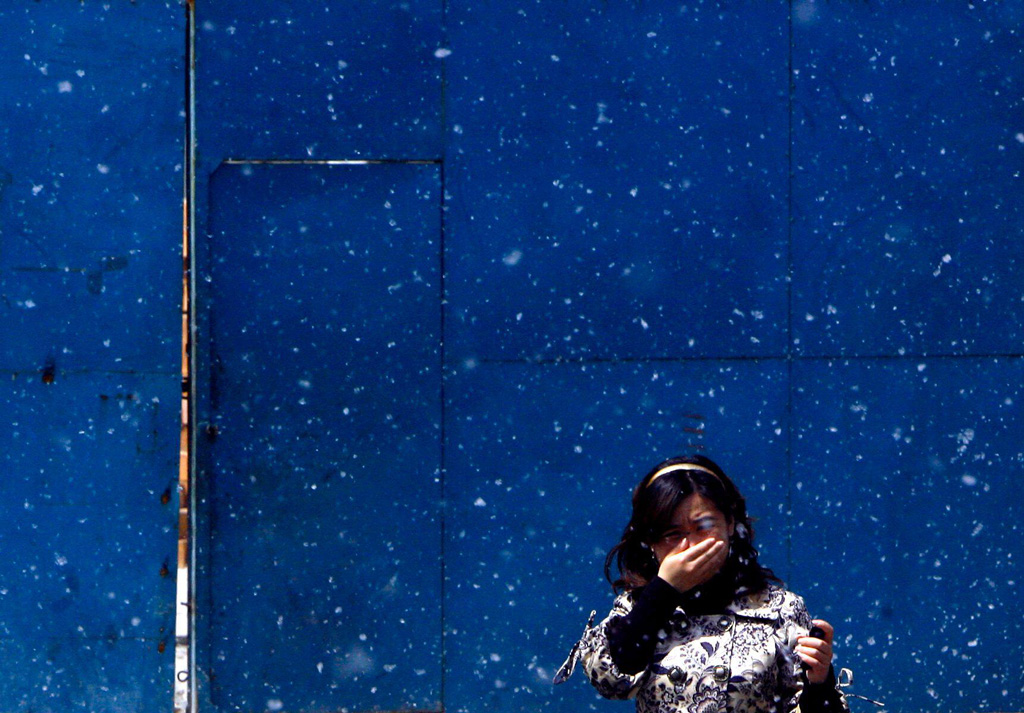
[193,2,1023,713]
[196,162,444,711]
[0,3,183,711]
[6,1,1017,712]
[193,2,1024,712]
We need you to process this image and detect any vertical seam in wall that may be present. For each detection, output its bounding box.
[438,161,448,713]
[785,0,796,577]
[438,0,449,709]
[185,0,198,710]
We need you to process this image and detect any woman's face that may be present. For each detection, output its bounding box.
[650,492,734,565]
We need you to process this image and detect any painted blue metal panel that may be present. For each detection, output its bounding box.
[0,639,171,713]
[791,2,1024,357]
[445,360,790,712]
[0,372,179,631]
[191,4,1024,713]
[445,3,789,362]
[0,3,184,373]
[0,373,180,708]
[196,1,443,164]
[1,376,178,511]
[196,163,442,712]
[0,2,183,710]
[790,358,1024,712]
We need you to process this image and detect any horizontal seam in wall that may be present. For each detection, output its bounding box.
[221,158,441,165]
[470,353,1024,365]
[1,369,182,377]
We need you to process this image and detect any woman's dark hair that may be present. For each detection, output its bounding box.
[604,454,780,595]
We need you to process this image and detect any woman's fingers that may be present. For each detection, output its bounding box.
[797,620,834,654]
[809,619,834,644]
[796,643,832,662]
[675,539,722,568]
[658,538,727,592]
[672,535,713,557]
[665,538,715,568]
[796,623,834,685]
[682,540,726,580]
[695,541,727,573]
[796,649,831,684]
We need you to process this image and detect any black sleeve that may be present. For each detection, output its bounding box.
[799,666,845,713]
[605,577,684,674]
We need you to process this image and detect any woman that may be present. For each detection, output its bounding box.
[579,455,848,713]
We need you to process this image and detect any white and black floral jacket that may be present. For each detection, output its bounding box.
[580,583,849,713]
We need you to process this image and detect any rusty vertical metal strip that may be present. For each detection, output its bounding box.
[175,193,191,713]
[177,0,198,712]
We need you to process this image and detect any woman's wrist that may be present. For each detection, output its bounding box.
[604,578,685,673]
[635,576,687,621]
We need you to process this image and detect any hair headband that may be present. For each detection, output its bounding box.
[647,462,720,486]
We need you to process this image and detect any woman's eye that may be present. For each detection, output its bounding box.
[694,519,715,532]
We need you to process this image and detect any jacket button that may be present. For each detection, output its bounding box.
[668,667,686,683]
[713,665,730,682]
[717,616,732,631]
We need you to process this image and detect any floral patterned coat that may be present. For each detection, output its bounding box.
[580,585,848,713]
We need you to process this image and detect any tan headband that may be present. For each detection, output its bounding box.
[648,463,720,485]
